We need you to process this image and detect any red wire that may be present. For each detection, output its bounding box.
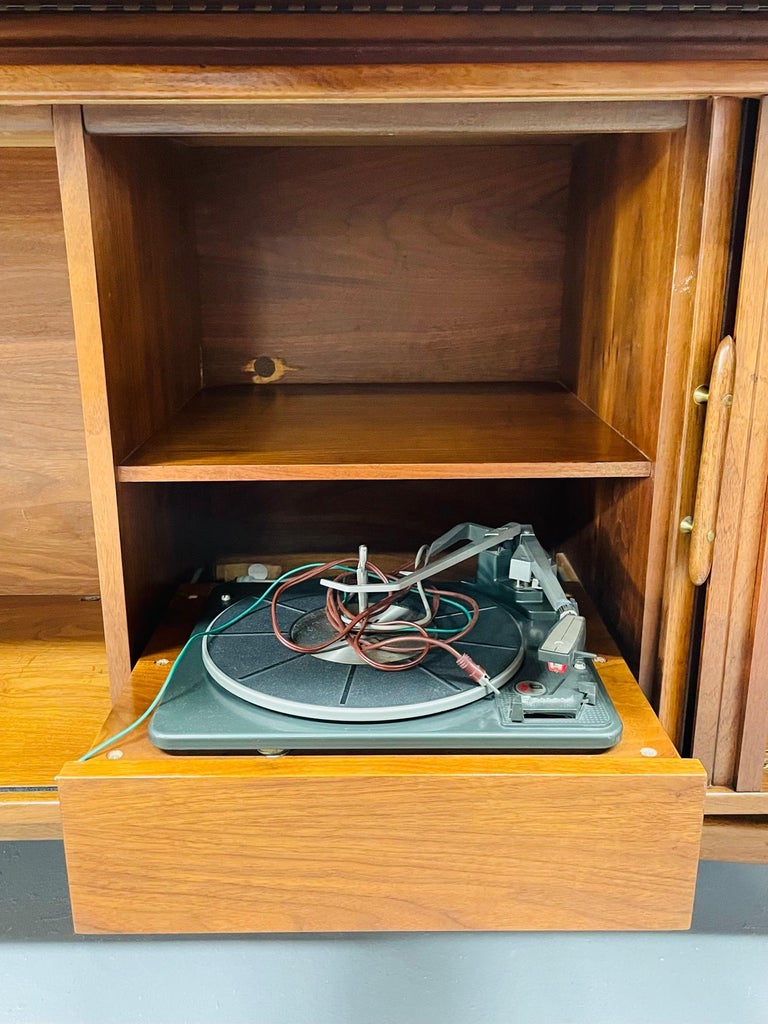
[270,558,482,675]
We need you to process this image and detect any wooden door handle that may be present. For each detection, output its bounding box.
[683,335,736,586]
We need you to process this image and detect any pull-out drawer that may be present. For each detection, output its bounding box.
[58,588,705,934]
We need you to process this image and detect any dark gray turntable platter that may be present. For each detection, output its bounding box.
[202,583,523,722]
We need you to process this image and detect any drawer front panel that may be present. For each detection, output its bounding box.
[59,756,705,933]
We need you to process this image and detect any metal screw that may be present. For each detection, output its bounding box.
[640,747,658,758]
[155,658,169,666]
[221,593,232,604]
[106,749,123,760]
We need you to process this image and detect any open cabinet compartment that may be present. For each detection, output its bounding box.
[64,104,697,679]
[51,99,730,932]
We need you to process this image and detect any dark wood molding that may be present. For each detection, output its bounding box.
[4,12,768,65]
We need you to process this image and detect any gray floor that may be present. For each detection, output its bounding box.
[1,843,768,1024]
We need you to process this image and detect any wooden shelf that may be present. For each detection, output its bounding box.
[119,383,651,483]
[0,596,110,838]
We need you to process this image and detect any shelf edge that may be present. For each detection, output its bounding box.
[117,461,653,483]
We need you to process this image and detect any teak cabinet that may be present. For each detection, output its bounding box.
[3,16,768,931]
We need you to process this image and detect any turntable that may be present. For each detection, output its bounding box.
[149,522,623,754]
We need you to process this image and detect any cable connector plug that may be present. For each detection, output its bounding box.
[456,653,500,695]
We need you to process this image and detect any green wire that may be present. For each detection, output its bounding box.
[78,563,476,762]
[424,596,473,634]
[78,562,338,762]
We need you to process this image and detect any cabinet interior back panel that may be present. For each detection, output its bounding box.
[0,149,97,595]
[188,144,571,386]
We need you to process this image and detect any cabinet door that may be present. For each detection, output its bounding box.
[693,99,768,792]
[651,98,742,746]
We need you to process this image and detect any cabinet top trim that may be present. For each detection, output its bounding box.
[0,63,767,101]
[3,2,768,10]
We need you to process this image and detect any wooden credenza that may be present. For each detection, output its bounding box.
[2,13,768,931]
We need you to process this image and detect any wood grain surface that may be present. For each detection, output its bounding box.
[79,135,201,464]
[118,384,650,482]
[0,595,109,836]
[81,133,206,672]
[0,147,98,595]
[652,100,741,743]
[54,111,205,691]
[0,798,61,841]
[688,335,736,587]
[559,128,686,684]
[701,816,768,863]
[54,106,132,693]
[84,101,688,138]
[60,758,704,933]
[733,481,768,791]
[705,787,768,815]
[190,144,569,388]
[694,100,768,788]
[562,130,685,469]
[4,62,768,103]
[0,105,52,146]
[6,14,768,66]
[9,14,768,70]
[163,479,575,578]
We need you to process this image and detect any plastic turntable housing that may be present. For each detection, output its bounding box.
[149,523,623,753]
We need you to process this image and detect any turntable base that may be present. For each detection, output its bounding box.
[149,583,622,753]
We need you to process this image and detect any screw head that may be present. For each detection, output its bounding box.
[106,749,123,760]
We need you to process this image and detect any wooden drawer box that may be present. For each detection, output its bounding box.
[58,588,705,933]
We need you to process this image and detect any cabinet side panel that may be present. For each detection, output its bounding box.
[86,136,206,663]
[559,130,686,684]
[562,478,652,680]
[190,145,570,387]
[59,762,705,934]
[54,106,131,691]
[561,130,685,463]
[0,147,97,594]
[83,136,202,463]
[54,113,205,687]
